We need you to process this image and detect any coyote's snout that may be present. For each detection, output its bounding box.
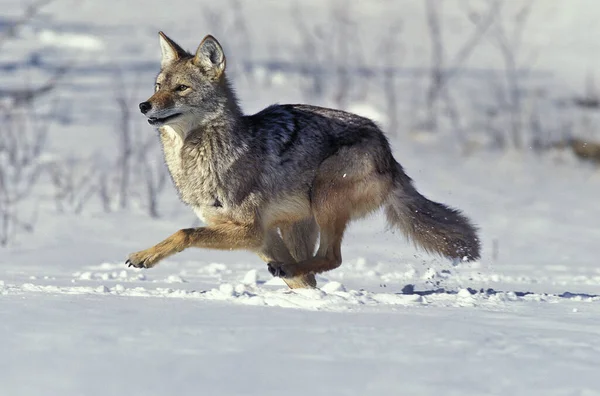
[126,31,481,289]
[138,102,151,114]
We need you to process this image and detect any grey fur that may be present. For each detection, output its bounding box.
[132,32,481,286]
[385,165,480,261]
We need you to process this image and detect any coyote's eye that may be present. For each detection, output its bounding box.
[154,83,160,92]
[176,84,189,92]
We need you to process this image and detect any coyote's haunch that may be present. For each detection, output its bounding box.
[126,32,481,289]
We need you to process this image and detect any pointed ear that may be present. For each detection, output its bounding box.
[193,35,226,78]
[158,31,187,68]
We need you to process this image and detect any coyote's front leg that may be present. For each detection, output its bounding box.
[126,224,262,269]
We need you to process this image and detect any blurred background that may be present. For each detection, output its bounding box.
[1,0,599,290]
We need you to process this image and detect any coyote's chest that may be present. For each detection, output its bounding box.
[158,126,242,224]
[159,126,221,204]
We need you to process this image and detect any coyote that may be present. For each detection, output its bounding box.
[126,32,480,289]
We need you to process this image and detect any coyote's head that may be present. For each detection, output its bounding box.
[139,32,232,130]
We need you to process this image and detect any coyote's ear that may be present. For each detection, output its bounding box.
[158,31,187,68]
[193,35,226,78]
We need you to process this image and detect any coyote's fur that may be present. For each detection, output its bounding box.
[126,32,480,289]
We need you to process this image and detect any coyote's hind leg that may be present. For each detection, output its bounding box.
[268,146,392,280]
[280,217,318,262]
[259,229,317,289]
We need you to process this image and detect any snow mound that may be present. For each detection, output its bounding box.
[2,280,599,312]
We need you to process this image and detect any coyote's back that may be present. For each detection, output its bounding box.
[126,31,480,289]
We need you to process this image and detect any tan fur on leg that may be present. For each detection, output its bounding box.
[127,223,261,269]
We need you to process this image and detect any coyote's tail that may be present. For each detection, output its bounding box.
[385,163,480,261]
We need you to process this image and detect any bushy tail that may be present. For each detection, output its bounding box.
[385,164,480,261]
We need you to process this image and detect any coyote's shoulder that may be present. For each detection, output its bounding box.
[127,32,480,289]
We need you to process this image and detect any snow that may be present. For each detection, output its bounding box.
[3,289,600,396]
[2,0,600,395]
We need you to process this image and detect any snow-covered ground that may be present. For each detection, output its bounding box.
[2,1,600,395]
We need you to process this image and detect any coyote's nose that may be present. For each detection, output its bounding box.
[139,102,152,114]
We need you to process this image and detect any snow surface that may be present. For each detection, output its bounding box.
[2,0,600,395]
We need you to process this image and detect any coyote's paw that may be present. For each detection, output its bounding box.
[267,261,298,278]
[126,250,161,269]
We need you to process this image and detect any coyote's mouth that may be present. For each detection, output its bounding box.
[148,113,182,126]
